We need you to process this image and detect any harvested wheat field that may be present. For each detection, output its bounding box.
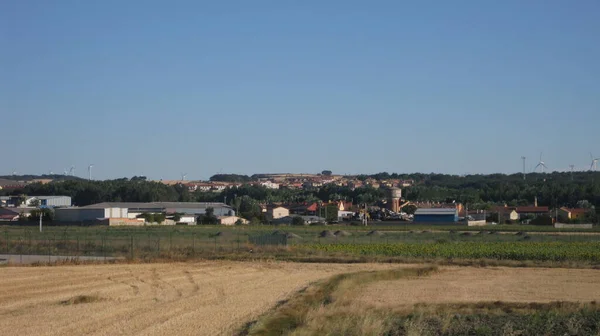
[356,266,600,307]
[0,261,397,336]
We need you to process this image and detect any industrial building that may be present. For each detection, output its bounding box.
[54,202,234,224]
[271,215,326,225]
[82,202,234,217]
[55,207,129,222]
[413,208,458,223]
[0,195,71,208]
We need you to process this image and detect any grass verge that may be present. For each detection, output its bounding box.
[241,264,600,336]
[240,266,437,336]
[291,301,600,336]
[7,244,600,269]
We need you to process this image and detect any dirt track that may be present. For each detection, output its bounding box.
[0,261,396,336]
[356,266,600,307]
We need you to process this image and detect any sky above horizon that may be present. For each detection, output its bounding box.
[2,1,599,180]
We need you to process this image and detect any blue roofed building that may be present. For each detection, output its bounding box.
[413,208,458,223]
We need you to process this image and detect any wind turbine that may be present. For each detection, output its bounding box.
[569,165,575,181]
[534,153,548,173]
[88,164,94,180]
[181,173,187,181]
[591,153,599,171]
[69,166,75,176]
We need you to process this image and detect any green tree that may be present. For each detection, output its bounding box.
[233,196,242,216]
[324,204,338,223]
[153,213,166,224]
[321,170,333,176]
[29,199,40,207]
[201,207,218,224]
[291,216,304,226]
[401,204,418,215]
[137,212,155,223]
[14,195,27,207]
[577,200,594,209]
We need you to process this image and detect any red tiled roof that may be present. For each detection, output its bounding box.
[0,208,19,220]
[516,206,549,213]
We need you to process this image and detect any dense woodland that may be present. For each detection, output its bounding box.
[1,172,599,211]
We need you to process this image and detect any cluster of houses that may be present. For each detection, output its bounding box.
[0,192,593,227]
[0,178,29,191]
[166,174,415,193]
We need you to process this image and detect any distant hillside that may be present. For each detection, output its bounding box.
[0,175,85,182]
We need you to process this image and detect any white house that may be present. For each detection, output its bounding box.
[260,181,280,189]
[218,216,249,226]
[267,206,289,220]
[187,183,212,192]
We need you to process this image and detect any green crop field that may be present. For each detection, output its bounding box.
[1,224,599,264]
[305,241,600,262]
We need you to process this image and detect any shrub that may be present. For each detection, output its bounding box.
[292,216,305,226]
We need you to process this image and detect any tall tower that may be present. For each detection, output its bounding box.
[569,165,575,181]
[387,187,402,213]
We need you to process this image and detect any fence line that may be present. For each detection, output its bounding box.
[1,227,597,262]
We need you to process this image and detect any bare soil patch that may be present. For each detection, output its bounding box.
[355,266,600,307]
[0,261,397,336]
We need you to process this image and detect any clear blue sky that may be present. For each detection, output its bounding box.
[2,0,599,180]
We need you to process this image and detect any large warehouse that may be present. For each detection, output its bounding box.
[55,207,129,222]
[413,208,458,223]
[55,202,234,223]
[0,195,71,208]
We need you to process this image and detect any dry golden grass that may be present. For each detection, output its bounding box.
[246,266,438,336]
[246,265,600,336]
[0,261,399,336]
[355,266,600,307]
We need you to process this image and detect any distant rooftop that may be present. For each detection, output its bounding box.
[0,195,70,200]
[81,202,231,210]
[415,208,458,215]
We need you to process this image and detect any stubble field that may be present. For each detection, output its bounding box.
[2,261,600,335]
[355,266,600,307]
[0,261,397,336]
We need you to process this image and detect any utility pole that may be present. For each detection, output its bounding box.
[555,196,559,223]
[39,211,43,233]
[88,164,94,181]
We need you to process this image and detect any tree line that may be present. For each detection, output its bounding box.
[1,173,598,212]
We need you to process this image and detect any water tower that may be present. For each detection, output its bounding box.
[387,187,402,213]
